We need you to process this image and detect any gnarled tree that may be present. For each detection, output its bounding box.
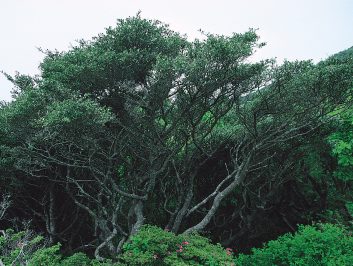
[1,15,352,259]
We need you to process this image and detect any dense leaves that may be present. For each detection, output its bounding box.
[235,224,353,265]
[119,225,233,266]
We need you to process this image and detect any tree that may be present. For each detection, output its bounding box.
[1,15,353,260]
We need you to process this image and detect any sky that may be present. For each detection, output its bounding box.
[1,0,352,102]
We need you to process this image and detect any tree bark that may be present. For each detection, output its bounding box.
[171,182,193,233]
[130,200,145,237]
[184,155,251,234]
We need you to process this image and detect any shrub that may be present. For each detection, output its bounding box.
[28,244,121,266]
[118,225,234,265]
[234,223,353,266]
[0,229,120,266]
[27,244,62,266]
[0,228,45,265]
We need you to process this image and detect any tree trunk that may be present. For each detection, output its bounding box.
[171,181,194,233]
[184,156,251,234]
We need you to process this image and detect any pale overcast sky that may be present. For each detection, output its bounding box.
[1,0,352,102]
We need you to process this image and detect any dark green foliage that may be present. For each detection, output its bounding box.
[329,46,353,61]
[328,95,353,181]
[40,14,187,102]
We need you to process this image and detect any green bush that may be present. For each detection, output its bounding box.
[6,223,353,265]
[0,229,118,266]
[1,225,233,265]
[27,244,62,266]
[118,225,234,266]
[28,244,120,266]
[234,223,353,266]
[0,229,44,265]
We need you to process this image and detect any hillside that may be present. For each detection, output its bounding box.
[330,46,353,60]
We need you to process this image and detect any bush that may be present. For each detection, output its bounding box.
[28,244,120,266]
[0,228,44,265]
[6,223,353,265]
[0,229,119,266]
[118,225,234,266]
[27,244,62,266]
[234,223,353,266]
